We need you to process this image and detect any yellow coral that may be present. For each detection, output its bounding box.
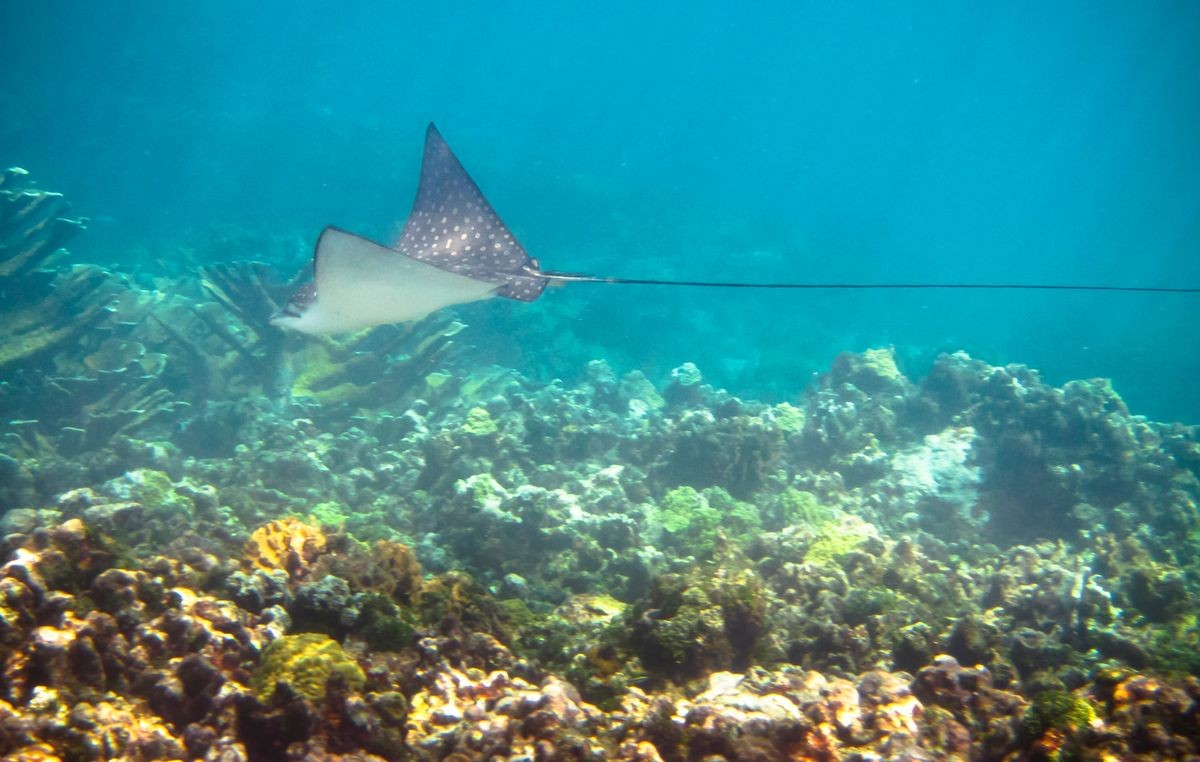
[462,406,498,436]
[860,347,901,380]
[243,517,327,582]
[556,593,627,626]
[252,633,365,703]
[804,516,878,567]
[289,342,367,406]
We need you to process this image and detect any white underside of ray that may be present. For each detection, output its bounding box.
[291,228,498,334]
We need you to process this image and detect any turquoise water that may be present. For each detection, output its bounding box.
[4,1,1198,420]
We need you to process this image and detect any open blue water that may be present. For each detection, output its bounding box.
[4,1,1198,421]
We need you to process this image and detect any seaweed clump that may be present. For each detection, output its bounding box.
[1021,689,1097,737]
[1019,689,1099,759]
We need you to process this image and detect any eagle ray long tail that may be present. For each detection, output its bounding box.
[535,271,1200,294]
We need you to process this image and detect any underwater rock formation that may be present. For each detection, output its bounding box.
[5,340,1198,691]
[1,515,1197,759]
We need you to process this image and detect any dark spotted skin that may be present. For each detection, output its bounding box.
[393,124,548,302]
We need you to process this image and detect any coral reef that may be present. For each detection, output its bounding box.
[1,171,1199,757]
[1,517,1196,761]
[243,516,329,582]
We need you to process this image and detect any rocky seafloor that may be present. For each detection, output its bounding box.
[1,171,1199,760]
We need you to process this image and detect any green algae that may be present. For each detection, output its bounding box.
[641,581,722,670]
[499,597,541,631]
[306,499,402,545]
[628,565,765,682]
[656,486,761,556]
[1021,689,1097,743]
[659,486,706,533]
[1145,611,1200,676]
[504,600,580,671]
[762,487,829,530]
[708,489,762,536]
[111,469,192,520]
[415,571,511,643]
[310,501,348,529]
[357,593,419,652]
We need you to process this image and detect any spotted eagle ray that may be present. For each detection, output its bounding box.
[270,124,1197,334]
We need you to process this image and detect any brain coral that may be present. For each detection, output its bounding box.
[251,632,365,703]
